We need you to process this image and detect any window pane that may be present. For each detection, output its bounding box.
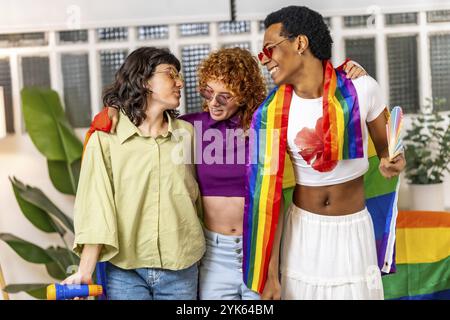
[61,53,91,127]
[137,25,169,40]
[385,13,418,25]
[218,21,250,35]
[100,50,128,89]
[259,21,265,32]
[387,36,419,113]
[178,23,209,37]
[97,27,128,42]
[59,30,88,43]
[427,10,450,23]
[0,32,47,47]
[430,34,450,111]
[181,44,210,114]
[345,38,377,80]
[0,58,14,133]
[220,42,251,50]
[344,15,370,28]
[22,56,51,88]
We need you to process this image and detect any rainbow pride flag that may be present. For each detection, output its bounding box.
[243,84,293,293]
[323,60,364,160]
[365,138,400,274]
[383,210,450,299]
[244,61,399,294]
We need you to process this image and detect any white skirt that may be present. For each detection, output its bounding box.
[280,204,384,300]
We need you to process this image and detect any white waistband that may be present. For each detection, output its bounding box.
[289,203,370,225]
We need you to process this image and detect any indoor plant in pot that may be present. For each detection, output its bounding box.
[403,99,450,211]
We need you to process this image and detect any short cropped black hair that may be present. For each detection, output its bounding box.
[264,6,333,60]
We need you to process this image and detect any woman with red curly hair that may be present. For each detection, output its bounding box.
[92,47,366,300]
[178,48,272,300]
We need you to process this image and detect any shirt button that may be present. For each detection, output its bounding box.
[235,248,242,254]
[235,238,240,243]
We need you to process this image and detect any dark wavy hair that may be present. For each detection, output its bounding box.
[103,47,181,127]
[264,6,333,60]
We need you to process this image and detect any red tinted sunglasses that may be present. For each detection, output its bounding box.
[257,38,289,62]
[199,88,234,106]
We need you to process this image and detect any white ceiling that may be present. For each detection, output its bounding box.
[1,0,450,33]
[0,0,230,33]
[237,0,450,19]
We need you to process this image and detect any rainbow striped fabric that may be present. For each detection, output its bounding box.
[323,60,364,160]
[383,210,450,300]
[243,61,399,294]
[243,84,293,293]
[365,138,400,274]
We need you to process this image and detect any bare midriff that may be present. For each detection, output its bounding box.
[293,175,366,216]
[202,175,365,237]
[202,196,245,236]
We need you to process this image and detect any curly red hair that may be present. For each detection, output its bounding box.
[197,47,267,130]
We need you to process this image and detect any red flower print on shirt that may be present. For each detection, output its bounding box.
[294,117,338,172]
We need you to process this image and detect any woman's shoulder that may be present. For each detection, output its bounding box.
[84,130,116,152]
[172,116,195,135]
[178,111,209,125]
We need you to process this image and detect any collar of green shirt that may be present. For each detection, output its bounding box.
[116,111,180,144]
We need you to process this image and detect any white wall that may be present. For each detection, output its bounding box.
[0,87,5,138]
[0,0,230,33]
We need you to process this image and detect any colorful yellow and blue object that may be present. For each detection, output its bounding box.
[46,284,103,300]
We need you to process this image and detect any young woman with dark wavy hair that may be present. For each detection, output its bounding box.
[61,47,205,300]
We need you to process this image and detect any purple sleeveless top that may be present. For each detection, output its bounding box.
[179,111,248,197]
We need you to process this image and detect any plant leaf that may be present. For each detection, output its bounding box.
[10,177,58,234]
[4,283,48,300]
[21,88,83,194]
[48,159,81,196]
[0,233,53,264]
[10,177,73,234]
[21,88,83,163]
[45,247,80,280]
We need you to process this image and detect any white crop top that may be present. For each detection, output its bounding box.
[287,75,385,186]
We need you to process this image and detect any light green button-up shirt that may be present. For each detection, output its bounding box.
[73,112,205,270]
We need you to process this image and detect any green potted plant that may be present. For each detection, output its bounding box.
[0,87,82,299]
[403,98,450,211]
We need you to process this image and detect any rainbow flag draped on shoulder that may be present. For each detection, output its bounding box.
[243,60,400,294]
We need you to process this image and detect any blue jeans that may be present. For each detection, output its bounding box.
[105,262,198,300]
[199,229,260,300]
